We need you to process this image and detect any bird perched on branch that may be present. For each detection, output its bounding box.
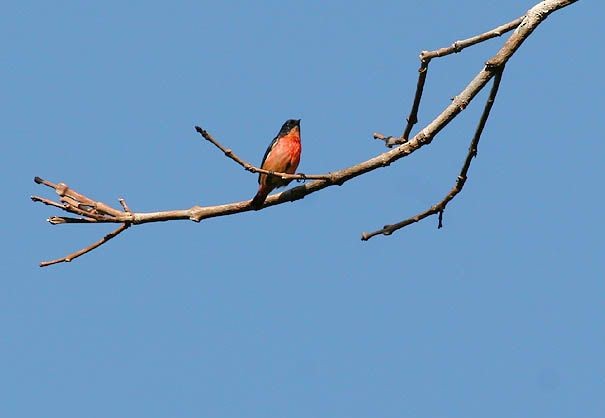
[251,119,302,210]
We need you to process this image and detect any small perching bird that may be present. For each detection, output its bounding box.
[251,119,302,209]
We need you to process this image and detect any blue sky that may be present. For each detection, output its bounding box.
[3,1,603,417]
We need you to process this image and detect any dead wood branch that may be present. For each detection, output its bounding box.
[374,16,524,146]
[32,0,578,266]
[362,67,505,240]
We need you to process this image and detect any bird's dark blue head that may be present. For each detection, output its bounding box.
[278,119,301,137]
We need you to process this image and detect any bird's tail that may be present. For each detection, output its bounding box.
[251,187,270,210]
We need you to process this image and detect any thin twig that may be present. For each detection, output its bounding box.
[118,198,132,214]
[374,15,523,147]
[39,224,130,267]
[421,17,524,61]
[401,59,430,142]
[362,68,505,240]
[47,216,101,225]
[31,195,68,210]
[194,126,333,181]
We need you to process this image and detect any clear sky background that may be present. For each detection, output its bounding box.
[2,1,603,417]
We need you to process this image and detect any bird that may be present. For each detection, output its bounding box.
[251,119,302,210]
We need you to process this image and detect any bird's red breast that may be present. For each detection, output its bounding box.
[259,126,301,176]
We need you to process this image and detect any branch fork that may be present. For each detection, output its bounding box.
[31,177,135,266]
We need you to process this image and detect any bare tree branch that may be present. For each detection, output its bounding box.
[362,67,505,240]
[32,177,132,223]
[32,0,579,266]
[375,15,524,147]
[39,224,130,267]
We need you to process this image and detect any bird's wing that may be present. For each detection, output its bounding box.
[258,135,280,184]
